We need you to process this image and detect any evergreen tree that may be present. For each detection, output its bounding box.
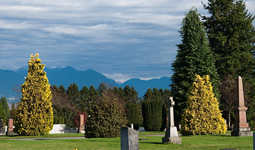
[203,0,255,78]
[125,103,141,130]
[171,8,220,123]
[59,85,66,94]
[0,97,10,119]
[87,85,99,115]
[15,53,53,136]
[112,86,119,94]
[181,75,226,135]
[67,83,80,105]
[152,88,161,101]
[142,100,166,131]
[123,86,138,103]
[79,86,89,112]
[0,102,6,123]
[85,87,127,138]
[118,87,124,99]
[88,85,98,102]
[203,0,255,127]
[143,88,153,101]
[97,83,108,95]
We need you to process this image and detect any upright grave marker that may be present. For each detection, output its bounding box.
[162,97,181,144]
[6,118,14,135]
[231,76,252,136]
[79,115,85,133]
[121,127,139,150]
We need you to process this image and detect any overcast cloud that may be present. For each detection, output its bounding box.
[0,0,254,83]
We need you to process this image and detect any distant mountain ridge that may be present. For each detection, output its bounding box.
[1,66,171,102]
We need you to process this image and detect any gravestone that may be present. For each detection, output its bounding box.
[162,97,181,144]
[121,127,139,150]
[231,76,253,136]
[6,118,14,135]
[79,115,85,133]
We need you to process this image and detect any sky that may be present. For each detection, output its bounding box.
[0,0,255,83]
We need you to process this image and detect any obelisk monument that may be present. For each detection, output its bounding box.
[231,76,252,136]
[162,97,181,144]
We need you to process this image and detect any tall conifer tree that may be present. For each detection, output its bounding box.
[203,0,255,126]
[203,0,255,78]
[67,83,80,105]
[15,53,53,136]
[171,8,219,123]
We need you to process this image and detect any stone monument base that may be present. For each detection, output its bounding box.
[231,128,253,136]
[6,131,15,136]
[164,126,178,137]
[162,136,181,144]
[162,126,181,144]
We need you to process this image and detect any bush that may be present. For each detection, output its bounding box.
[125,103,141,130]
[85,88,127,138]
[181,75,227,135]
[142,100,166,131]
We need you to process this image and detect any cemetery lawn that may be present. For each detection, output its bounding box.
[0,132,252,150]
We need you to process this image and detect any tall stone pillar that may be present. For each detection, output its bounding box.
[162,97,181,144]
[79,115,85,133]
[6,118,14,135]
[231,76,252,136]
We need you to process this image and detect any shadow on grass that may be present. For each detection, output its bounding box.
[147,142,162,145]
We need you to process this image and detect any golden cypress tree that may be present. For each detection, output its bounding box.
[15,53,53,136]
[181,74,226,135]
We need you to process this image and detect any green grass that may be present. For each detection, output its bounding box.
[0,132,253,150]
[0,133,84,139]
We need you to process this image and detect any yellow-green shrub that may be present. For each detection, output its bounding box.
[181,74,226,135]
[15,53,53,136]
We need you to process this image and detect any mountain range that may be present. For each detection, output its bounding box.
[1,66,171,102]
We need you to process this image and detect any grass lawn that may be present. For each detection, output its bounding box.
[0,132,253,150]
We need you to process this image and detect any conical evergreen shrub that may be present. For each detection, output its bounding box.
[181,74,226,135]
[15,53,54,136]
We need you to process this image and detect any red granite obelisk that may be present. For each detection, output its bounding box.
[6,118,14,135]
[79,115,85,133]
[231,76,252,136]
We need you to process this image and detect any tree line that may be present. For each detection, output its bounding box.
[51,83,171,129]
[1,82,172,132]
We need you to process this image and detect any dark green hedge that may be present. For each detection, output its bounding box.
[125,103,141,130]
[142,100,166,131]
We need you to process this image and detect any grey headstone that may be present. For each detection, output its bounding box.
[121,127,139,150]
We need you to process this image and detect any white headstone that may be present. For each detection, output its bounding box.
[162,97,181,144]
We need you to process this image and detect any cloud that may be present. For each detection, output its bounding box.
[103,73,132,83]
[2,0,251,80]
